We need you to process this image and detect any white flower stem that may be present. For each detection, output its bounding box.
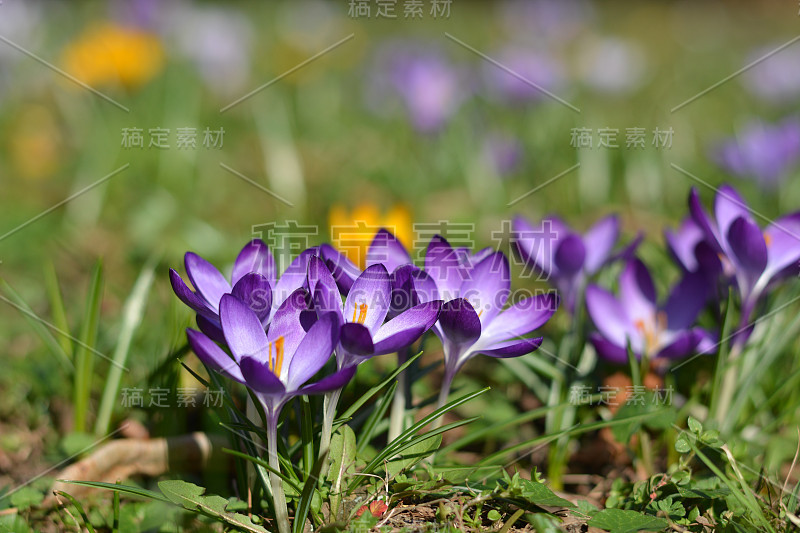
[388,351,408,442]
[266,412,291,533]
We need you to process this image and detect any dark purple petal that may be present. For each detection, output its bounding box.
[665,218,705,272]
[285,312,340,390]
[366,228,413,272]
[389,264,420,317]
[663,272,709,331]
[320,243,360,295]
[688,188,723,253]
[481,292,558,344]
[439,298,482,346]
[763,212,800,281]
[479,337,543,358]
[185,252,231,311]
[372,300,442,354]
[231,273,272,325]
[232,239,276,286]
[339,322,376,357]
[344,264,391,335]
[196,315,225,344]
[619,259,657,322]
[169,269,218,321]
[585,285,633,348]
[240,356,287,395]
[187,328,244,383]
[220,294,270,362]
[589,332,630,364]
[553,234,586,276]
[583,215,619,274]
[694,241,724,280]
[727,217,768,288]
[424,234,465,301]
[299,365,357,395]
[655,331,697,359]
[460,252,510,324]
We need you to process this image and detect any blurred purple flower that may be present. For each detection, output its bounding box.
[368,42,468,132]
[512,215,640,313]
[586,259,715,363]
[498,0,592,47]
[482,134,523,176]
[713,119,800,188]
[742,44,800,104]
[483,46,564,103]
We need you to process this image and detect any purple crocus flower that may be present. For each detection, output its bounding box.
[586,259,714,363]
[420,235,558,406]
[689,185,800,320]
[367,42,467,133]
[483,46,564,104]
[307,256,441,368]
[170,241,317,338]
[186,292,353,533]
[713,119,800,188]
[742,44,800,104]
[512,214,640,313]
[664,217,724,285]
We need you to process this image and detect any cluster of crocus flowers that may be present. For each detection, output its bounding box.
[170,230,556,532]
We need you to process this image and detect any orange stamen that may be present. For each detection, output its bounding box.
[273,336,285,376]
[764,232,772,247]
[357,303,368,324]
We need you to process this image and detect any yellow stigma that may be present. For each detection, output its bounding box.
[764,232,772,247]
[634,312,667,355]
[352,303,369,324]
[269,336,286,376]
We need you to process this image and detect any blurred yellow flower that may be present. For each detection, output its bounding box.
[328,204,413,268]
[62,23,164,88]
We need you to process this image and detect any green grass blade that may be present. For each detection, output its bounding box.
[73,260,104,433]
[0,279,73,371]
[221,448,303,494]
[339,351,423,420]
[356,380,397,455]
[53,490,96,533]
[59,480,171,504]
[94,259,156,436]
[299,396,314,478]
[43,260,73,359]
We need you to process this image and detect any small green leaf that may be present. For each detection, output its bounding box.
[157,480,268,533]
[487,509,502,521]
[687,417,702,434]
[519,479,576,509]
[675,436,691,454]
[385,434,441,479]
[588,508,668,533]
[328,425,356,519]
[9,487,43,510]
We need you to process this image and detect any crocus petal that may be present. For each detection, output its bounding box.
[553,234,586,276]
[187,328,244,383]
[511,215,561,277]
[344,264,391,335]
[220,294,270,362]
[232,239,276,287]
[389,264,420,316]
[439,298,482,347]
[169,269,217,321]
[308,255,344,319]
[589,332,630,364]
[185,252,231,311]
[231,273,272,325]
[727,217,768,292]
[583,215,619,274]
[481,292,558,344]
[459,252,510,325]
[272,247,316,312]
[665,218,704,272]
[585,285,634,348]
[366,228,413,272]
[762,212,800,281]
[240,356,287,395]
[320,243,361,295]
[479,337,543,358]
[299,365,357,395]
[424,234,465,302]
[663,271,709,331]
[196,315,225,344]
[689,188,723,253]
[339,322,376,357]
[715,184,754,241]
[285,312,340,391]
[655,330,698,359]
[619,259,657,322]
[372,300,442,354]
[268,288,311,366]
